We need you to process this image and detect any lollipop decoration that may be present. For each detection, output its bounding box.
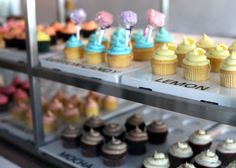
[95,11,113,45]
[70,8,87,39]
[120,11,137,47]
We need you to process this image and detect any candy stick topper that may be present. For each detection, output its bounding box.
[120,10,137,47]
[95,11,113,45]
[70,8,87,39]
[146,9,165,42]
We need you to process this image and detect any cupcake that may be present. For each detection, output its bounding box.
[64,35,83,60]
[37,31,51,53]
[101,137,127,167]
[61,124,81,148]
[226,161,236,168]
[48,98,64,117]
[215,138,236,166]
[168,142,193,168]
[63,104,80,124]
[83,116,104,133]
[188,129,212,156]
[3,30,18,48]
[196,34,216,52]
[3,84,16,102]
[41,96,48,112]
[125,127,148,155]
[69,94,82,109]
[142,151,170,168]
[16,31,26,50]
[45,26,57,45]
[147,120,168,144]
[183,48,210,81]
[89,33,109,49]
[84,34,105,64]
[220,51,236,88]
[229,42,236,53]
[175,37,196,67]
[60,22,76,41]
[194,150,221,168]
[80,129,104,157]
[102,96,117,112]
[131,29,143,46]
[11,103,28,121]
[86,91,101,105]
[50,21,63,38]
[52,91,69,105]
[43,110,57,134]
[151,43,177,75]
[154,27,173,49]
[37,24,45,32]
[20,80,30,94]
[102,123,124,142]
[0,94,10,111]
[177,163,196,168]
[12,76,22,88]
[133,34,155,61]
[80,21,97,38]
[13,89,28,104]
[83,98,99,118]
[125,113,145,132]
[206,44,230,72]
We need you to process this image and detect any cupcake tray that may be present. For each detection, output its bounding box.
[0,48,27,63]
[40,106,218,168]
[121,67,236,108]
[39,52,148,83]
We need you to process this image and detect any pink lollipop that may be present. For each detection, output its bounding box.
[70,9,87,39]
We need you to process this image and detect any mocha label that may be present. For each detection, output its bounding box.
[155,78,210,91]
[46,58,121,74]
[58,152,93,168]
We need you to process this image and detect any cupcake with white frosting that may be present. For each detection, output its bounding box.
[188,129,212,156]
[215,138,236,166]
[177,163,196,168]
[194,150,221,168]
[142,151,170,168]
[226,160,236,168]
[168,142,193,168]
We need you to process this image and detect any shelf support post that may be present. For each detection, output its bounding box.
[57,0,66,24]
[161,0,170,28]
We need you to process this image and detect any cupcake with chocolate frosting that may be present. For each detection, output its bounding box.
[142,151,170,168]
[226,161,236,168]
[102,123,124,142]
[61,124,81,148]
[101,137,127,167]
[125,113,145,132]
[125,126,148,155]
[188,129,212,155]
[216,138,236,166]
[177,163,196,168]
[80,129,103,157]
[168,142,193,168]
[83,116,104,133]
[194,150,221,168]
[147,120,168,144]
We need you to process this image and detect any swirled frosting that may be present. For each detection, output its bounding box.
[65,35,82,48]
[216,138,236,154]
[155,27,173,43]
[169,142,193,158]
[126,127,148,142]
[89,33,107,43]
[176,37,196,54]
[194,150,221,167]
[48,99,64,113]
[143,151,170,168]
[112,27,126,38]
[64,104,79,116]
[197,34,215,49]
[153,43,177,61]
[85,35,105,53]
[126,113,144,126]
[61,125,80,138]
[220,51,236,71]
[189,129,212,145]
[102,137,127,155]
[147,120,168,133]
[183,48,210,66]
[206,44,230,59]
[226,161,236,168]
[84,116,104,128]
[81,129,103,145]
[134,35,154,49]
[131,29,143,41]
[177,163,196,168]
[103,123,124,137]
[229,42,236,51]
[37,31,50,42]
[43,111,57,124]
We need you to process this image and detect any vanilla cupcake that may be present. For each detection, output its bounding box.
[183,48,210,81]
[197,34,216,52]
[142,151,170,168]
[226,161,236,168]
[177,163,196,168]
[206,44,230,72]
[102,96,117,112]
[220,51,236,88]
[175,37,196,67]
[229,41,236,53]
[194,150,221,168]
[64,35,83,61]
[151,43,177,75]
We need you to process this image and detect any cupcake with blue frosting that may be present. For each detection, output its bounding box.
[154,27,173,49]
[131,29,143,45]
[89,33,109,49]
[64,35,83,60]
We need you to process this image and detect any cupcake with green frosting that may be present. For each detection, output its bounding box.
[154,27,173,49]
[229,41,236,53]
[37,31,51,53]
[196,34,216,52]
[64,35,83,61]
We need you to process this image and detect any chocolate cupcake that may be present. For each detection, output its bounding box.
[0,94,9,111]
[216,138,236,166]
[168,142,193,168]
[142,151,170,168]
[61,125,81,148]
[226,161,236,168]
[177,163,196,168]
[102,123,124,142]
[83,116,104,133]
[125,127,148,155]
[194,150,221,168]
[80,129,103,157]
[147,120,168,144]
[125,113,145,132]
[101,137,127,167]
[188,129,212,156]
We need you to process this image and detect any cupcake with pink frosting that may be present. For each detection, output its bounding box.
[12,76,22,88]
[0,94,9,111]
[63,104,80,124]
[20,80,30,94]
[13,89,28,104]
[3,84,16,102]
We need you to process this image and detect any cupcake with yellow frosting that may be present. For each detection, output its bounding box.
[64,35,83,61]
[175,37,196,67]
[206,44,230,72]
[196,34,216,52]
[151,43,177,75]
[220,51,236,88]
[229,41,236,53]
[37,31,51,53]
[183,48,210,81]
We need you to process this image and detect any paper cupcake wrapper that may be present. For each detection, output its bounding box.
[108,54,132,68]
[133,47,155,61]
[151,59,177,75]
[64,47,83,60]
[84,52,105,64]
[176,53,186,67]
[183,64,211,82]
[220,70,236,88]
[208,57,224,73]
